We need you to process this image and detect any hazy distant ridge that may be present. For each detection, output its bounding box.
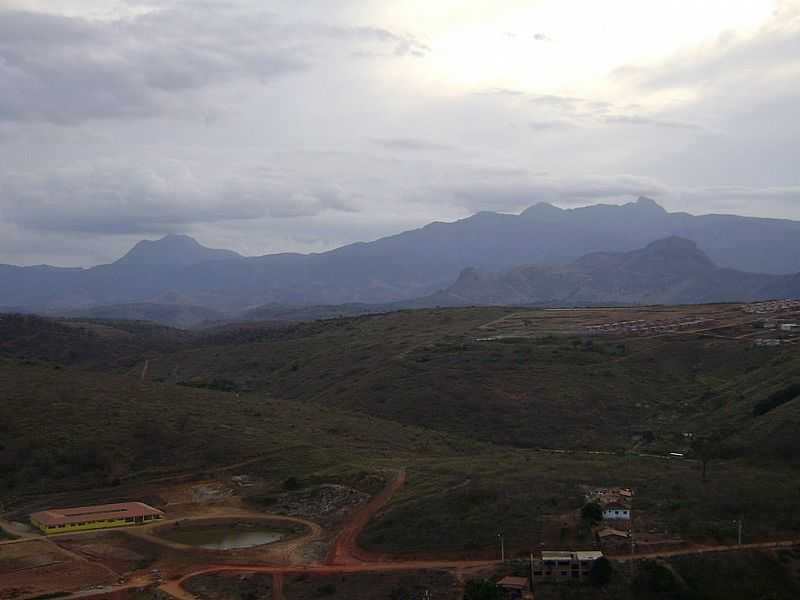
[431,236,800,306]
[3,198,800,312]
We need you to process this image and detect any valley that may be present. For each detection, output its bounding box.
[2,301,800,598]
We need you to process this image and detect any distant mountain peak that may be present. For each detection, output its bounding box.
[115,234,242,269]
[629,235,716,270]
[640,236,713,264]
[160,233,197,242]
[628,196,667,213]
[521,202,564,218]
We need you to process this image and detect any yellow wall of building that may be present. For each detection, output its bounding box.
[32,515,162,535]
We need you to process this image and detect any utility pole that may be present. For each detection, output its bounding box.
[529,552,535,592]
[497,532,505,562]
[733,519,743,545]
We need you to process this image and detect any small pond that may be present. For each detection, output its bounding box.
[157,520,295,550]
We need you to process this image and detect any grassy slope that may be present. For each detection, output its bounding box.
[144,308,787,451]
[0,313,192,370]
[360,451,800,555]
[0,358,481,497]
[4,308,800,556]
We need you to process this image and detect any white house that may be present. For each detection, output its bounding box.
[602,506,631,520]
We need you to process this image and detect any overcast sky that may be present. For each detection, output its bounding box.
[1,0,799,266]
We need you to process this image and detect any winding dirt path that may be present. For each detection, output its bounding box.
[272,572,285,600]
[614,538,800,562]
[325,468,406,565]
[159,560,499,600]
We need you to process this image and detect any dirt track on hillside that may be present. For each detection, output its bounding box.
[325,468,406,565]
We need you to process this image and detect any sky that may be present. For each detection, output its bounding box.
[1,0,799,266]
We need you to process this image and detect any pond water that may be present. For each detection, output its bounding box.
[160,523,285,550]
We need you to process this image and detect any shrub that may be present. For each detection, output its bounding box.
[581,502,603,524]
[463,579,501,600]
[590,556,613,586]
[283,476,303,491]
[753,383,800,416]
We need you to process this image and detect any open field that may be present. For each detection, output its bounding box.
[0,539,116,599]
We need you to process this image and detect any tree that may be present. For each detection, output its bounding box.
[581,501,604,524]
[463,579,501,600]
[590,556,613,586]
[691,435,723,482]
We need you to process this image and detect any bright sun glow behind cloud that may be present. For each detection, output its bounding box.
[417,0,776,95]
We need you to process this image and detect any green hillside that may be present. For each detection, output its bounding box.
[141,308,798,453]
[3,306,800,555]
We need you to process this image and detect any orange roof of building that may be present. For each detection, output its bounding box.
[497,576,529,590]
[31,502,163,526]
[597,527,630,538]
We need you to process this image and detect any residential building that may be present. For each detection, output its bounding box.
[585,487,633,522]
[597,527,630,551]
[602,505,630,520]
[532,550,603,583]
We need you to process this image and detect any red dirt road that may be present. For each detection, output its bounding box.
[51,465,800,600]
[158,560,499,600]
[325,468,407,565]
[614,538,800,562]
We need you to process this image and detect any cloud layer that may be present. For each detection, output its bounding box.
[1,0,800,265]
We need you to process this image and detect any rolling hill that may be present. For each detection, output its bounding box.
[3,305,800,555]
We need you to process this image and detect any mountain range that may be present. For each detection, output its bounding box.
[4,197,800,323]
[431,236,800,307]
